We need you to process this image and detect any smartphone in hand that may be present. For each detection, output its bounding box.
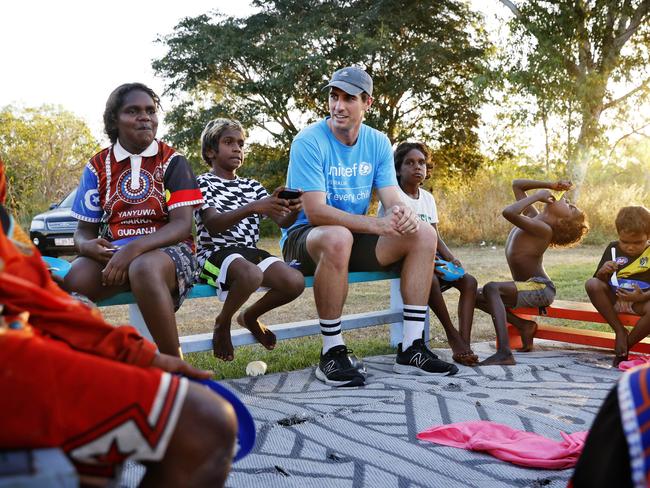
[278,188,302,199]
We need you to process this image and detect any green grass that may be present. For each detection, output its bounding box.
[546,261,613,333]
[186,330,397,380]
[547,262,594,301]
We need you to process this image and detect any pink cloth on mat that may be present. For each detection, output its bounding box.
[618,355,650,371]
[417,421,587,470]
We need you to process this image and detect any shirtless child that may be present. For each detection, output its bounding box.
[476,179,589,365]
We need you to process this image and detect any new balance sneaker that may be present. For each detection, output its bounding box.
[393,339,459,376]
[316,345,367,387]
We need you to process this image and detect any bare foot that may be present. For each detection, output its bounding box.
[237,312,276,350]
[480,351,516,366]
[212,320,234,361]
[452,351,480,366]
[513,318,537,352]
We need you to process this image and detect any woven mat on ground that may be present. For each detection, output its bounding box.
[121,341,622,488]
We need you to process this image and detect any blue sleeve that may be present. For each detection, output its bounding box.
[71,165,102,222]
[373,133,398,189]
[287,137,326,192]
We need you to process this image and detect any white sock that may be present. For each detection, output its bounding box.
[320,317,344,353]
[402,305,427,349]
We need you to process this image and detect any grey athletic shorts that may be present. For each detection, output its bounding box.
[514,276,556,308]
[161,242,198,311]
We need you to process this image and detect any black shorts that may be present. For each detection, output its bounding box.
[282,225,398,276]
[205,246,274,269]
[200,246,281,301]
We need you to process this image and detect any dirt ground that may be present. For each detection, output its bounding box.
[99,241,603,346]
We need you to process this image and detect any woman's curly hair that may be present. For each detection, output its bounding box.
[103,83,161,144]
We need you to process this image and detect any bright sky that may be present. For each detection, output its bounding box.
[0,0,257,143]
[1,1,520,152]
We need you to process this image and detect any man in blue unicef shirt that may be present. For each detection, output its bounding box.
[281,66,458,387]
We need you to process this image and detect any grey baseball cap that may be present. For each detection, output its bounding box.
[323,66,373,97]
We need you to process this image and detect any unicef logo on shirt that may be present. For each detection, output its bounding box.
[328,162,374,178]
[358,162,372,176]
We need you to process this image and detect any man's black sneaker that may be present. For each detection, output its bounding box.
[316,345,367,387]
[393,339,459,376]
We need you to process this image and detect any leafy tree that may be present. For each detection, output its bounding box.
[496,0,650,196]
[0,105,99,223]
[154,0,490,177]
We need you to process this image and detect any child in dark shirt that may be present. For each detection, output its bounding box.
[476,179,589,365]
[585,206,650,366]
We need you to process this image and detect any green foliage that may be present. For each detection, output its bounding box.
[0,105,99,224]
[237,143,289,192]
[493,0,650,191]
[258,217,282,238]
[154,0,490,179]
[579,181,649,243]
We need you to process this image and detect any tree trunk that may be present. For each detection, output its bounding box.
[541,110,550,175]
[568,106,601,201]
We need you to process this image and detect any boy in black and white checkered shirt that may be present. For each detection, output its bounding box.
[195,118,305,361]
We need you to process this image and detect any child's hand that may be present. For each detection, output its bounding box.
[287,198,302,214]
[596,260,618,279]
[256,190,291,219]
[101,245,136,287]
[552,180,573,191]
[79,237,115,264]
[271,186,288,200]
[616,284,646,302]
[151,353,213,379]
[535,189,556,203]
[277,186,303,214]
